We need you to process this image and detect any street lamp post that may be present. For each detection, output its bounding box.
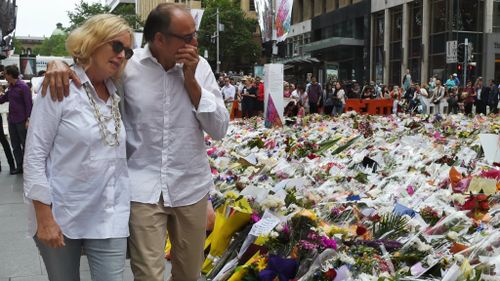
[216,8,220,73]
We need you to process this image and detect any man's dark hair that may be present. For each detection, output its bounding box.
[143,3,188,43]
[37,70,46,77]
[5,65,19,79]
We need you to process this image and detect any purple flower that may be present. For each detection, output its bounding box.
[307,231,319,241]
[330,207,342,217]
[320,236,337,250]
[251,212,261,223]
[298,240,318,250]
[282,224,290,235]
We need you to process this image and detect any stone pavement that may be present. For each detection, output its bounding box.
[0,151,172,280]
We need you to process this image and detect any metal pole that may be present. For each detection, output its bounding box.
[216,8,220,73]
[463,38,468,88]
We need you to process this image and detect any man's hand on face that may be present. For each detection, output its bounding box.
[41,61,82,102]
[175,44,199,80]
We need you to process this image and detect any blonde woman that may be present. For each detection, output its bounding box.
[23,14,133,281]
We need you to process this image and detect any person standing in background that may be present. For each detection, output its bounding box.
[0,65,32,174]
[0,84,16,174]
[402,68,412,91]
[306,77,322,114]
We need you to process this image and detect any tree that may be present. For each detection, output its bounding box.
[34,35,69,56]
[11,38,24,55]
[67,0,143,31]
[198,0,260,73]
[67,1,109,31]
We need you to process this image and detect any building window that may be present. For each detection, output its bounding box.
[409,0,423,81]
[249,0,255,11]
[373,12,384,84]
[432,0,446,33]
[494,0,500,32]
[454,0,483,32]
[389,7,402,85]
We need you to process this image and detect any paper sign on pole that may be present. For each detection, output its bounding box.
[446,40,458,64]
[190,9,205,31]
[264,63,284,127]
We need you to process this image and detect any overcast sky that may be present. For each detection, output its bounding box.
[15,0,102,37]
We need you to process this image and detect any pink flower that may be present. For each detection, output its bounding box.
[481,169,500,180]
[207,147,217,156]
[298,240,318,250]
[251,212,261,223]
[282,224,290,235]
[320,236,337,250]
[406,185,415,196]
[307,231,319,241]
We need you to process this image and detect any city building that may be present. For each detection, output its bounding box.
[370,0,500,87]
[278,0,371,86]
[106,0,202,20]
[0,0,17,59]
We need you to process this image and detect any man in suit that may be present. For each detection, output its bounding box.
[474,77,490,115]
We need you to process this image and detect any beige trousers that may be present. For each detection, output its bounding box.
[129,194,208,281]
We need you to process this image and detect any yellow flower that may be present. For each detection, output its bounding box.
[297,209,318,221]
[255,256,268,271]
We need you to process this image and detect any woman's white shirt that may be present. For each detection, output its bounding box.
[23,65,130,239]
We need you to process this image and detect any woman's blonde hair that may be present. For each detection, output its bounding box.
[66,14,133,69]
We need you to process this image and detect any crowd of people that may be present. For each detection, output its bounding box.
[216,68,499,119]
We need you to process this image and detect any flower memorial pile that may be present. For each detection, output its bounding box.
[200,113,500,281]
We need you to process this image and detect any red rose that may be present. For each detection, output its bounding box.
[476,194,488,201]
[325,268,337,280]
[479,201,490,211]
[356,225,368,236]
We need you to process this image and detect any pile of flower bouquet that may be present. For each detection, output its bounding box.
[201,113,500,281]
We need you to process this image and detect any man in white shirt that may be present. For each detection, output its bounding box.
[221,77,236,109]
[42,3,229,281]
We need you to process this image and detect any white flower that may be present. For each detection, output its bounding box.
[338,252,356,265]
[447,231,459,241]
[413,238,432,252]
[261,194,284,210]
[269,231,279,238]
[451,193,466,205]
[275,223,284,232]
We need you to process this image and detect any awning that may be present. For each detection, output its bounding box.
[276,55,320,65]
[303,37,365,53]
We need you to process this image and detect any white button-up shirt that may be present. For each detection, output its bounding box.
[23,65,130,239]
[121,46,229,207]
[221,84,236,102]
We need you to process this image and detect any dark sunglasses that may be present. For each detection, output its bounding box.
[110,41,134,59]
[165,31,198,44]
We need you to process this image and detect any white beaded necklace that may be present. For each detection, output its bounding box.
[83,82,121,147]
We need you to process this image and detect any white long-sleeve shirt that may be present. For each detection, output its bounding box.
[121,46,229,207]
[23,65,130,239]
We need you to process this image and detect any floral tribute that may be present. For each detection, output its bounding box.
[199,113,500,281]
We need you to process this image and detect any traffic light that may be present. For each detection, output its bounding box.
[457,64,462,72]
[457,44,465,63]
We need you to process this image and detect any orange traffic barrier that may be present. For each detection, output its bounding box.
[346,99,393,115]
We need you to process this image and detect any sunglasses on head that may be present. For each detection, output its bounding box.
[164,31,198,44]
[110,41,134,59]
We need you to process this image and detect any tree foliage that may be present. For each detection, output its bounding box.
[34,35,69,56]
[12,38,24,55]
[198,0,260,73]
[67,0,143,31]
